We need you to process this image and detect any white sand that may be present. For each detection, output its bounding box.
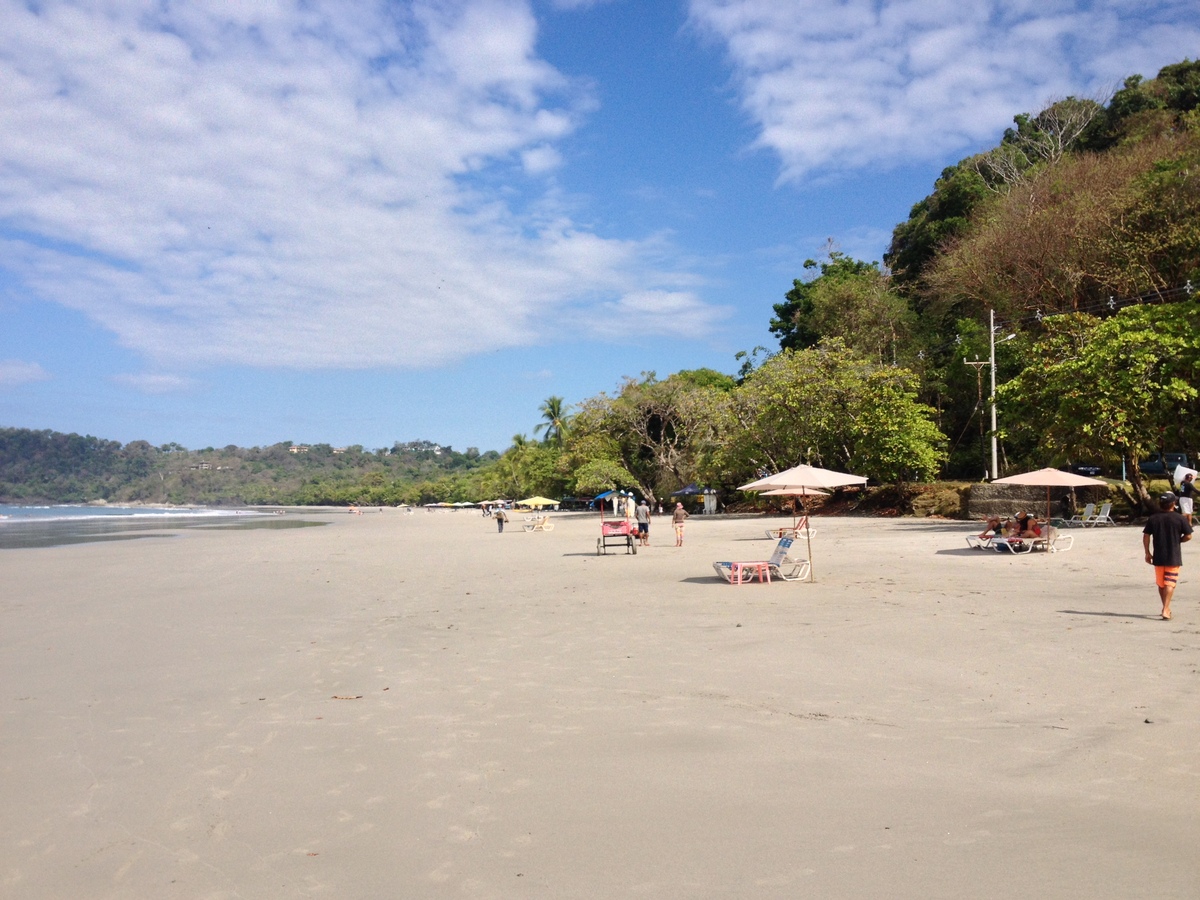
[1,510,1197,898]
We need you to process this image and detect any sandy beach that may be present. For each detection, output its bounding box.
[1,509,1197,898]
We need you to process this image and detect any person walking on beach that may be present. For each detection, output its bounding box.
[672,502,689,547]
[1143,492,1192,620]
[495,506,508,533]
[635,498,651,546]
[1179,472,1196,525]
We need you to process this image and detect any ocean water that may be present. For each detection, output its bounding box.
[0,505,323,549]
[0,504,233,522]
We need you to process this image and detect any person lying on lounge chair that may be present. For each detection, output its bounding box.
[977,516,1006,539]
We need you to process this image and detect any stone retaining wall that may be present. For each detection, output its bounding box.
[963,483,1112,519]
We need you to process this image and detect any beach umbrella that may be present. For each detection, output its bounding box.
[990,467,1107,520]
[738,464,867,582]
[739,464,867,493]
[517,496,558,508]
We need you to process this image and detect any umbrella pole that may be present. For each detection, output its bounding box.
[804,488,815,582]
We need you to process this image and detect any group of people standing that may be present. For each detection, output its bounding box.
[491,495,694,546]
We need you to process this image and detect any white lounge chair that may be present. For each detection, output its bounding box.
[765,518,816,541]
[994,524,1072,553]
[522,516,554,532]
[714,537,811,584]
[1086,502,1114,527]
[966,534,995,549]
[1034,525,1073,552]
[1063,503,1095,527]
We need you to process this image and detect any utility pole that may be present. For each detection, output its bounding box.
[964,357,988,481]
[989,308,999,480]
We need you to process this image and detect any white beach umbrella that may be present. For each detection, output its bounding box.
[739,464,868,581]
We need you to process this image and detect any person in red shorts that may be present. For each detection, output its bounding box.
[1142,492,1193,620]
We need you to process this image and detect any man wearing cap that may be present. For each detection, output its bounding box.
[1143,492,1193,620]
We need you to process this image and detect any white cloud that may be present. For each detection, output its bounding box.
[546,0,616,9]
[521,144,564,174]
[689,0,1200,182]
[112,373,196,394]
[0,359,49,387]
[581,290,731,340]
[0,0,716,370]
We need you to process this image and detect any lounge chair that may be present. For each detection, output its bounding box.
[966,534,995,549]
[522,516,554,532]
[994,524,1072,553]
[713,537,811,584]
[1063,503,1095,527]
[1036,525,1073,552]
[764,518,816,541]
[993,536,1035,553]
[1086,502,1114,527]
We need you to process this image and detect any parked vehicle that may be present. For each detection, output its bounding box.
[1060,462,1103,477]
[1138,452,1190,476]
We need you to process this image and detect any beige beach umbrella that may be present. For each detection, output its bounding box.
[739,464,868,581]
[516,496,558,508]
[990,467,1107,520]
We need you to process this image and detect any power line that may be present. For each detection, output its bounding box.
[912,280,1197,363]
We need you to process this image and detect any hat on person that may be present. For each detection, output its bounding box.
[1161,492,1177,504]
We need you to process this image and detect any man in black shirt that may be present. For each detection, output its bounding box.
[1142,492,1193,620]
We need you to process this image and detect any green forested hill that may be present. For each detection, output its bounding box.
[0,428,498,506]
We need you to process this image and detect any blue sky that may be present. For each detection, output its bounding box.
[1,0,1197,453]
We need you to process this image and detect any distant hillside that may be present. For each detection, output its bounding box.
[0,428,499,506]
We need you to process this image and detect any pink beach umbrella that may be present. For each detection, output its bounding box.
[990,467,1107,520]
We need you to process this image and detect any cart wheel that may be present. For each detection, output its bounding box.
[631,539,637,555]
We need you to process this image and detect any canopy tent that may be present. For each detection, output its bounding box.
[990,467,1107,520]
[739,464,868,582]
[594,489,634,517]
[515,496,559,508]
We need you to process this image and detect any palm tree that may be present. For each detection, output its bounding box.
[534,396,572,447]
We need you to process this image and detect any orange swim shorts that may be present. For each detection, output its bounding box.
[1155,566,1180,589]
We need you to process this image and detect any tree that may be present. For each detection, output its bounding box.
[971,97,1105,192]
[709,341,946,485]
[534,396,572,447]
[924,131,1200,324]
[770,253,879,351]
[562,371,726,505]
[999,305,1200,512]
[802,262,915,365]
[1083,60,1200,150]
[885,161,990,291]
